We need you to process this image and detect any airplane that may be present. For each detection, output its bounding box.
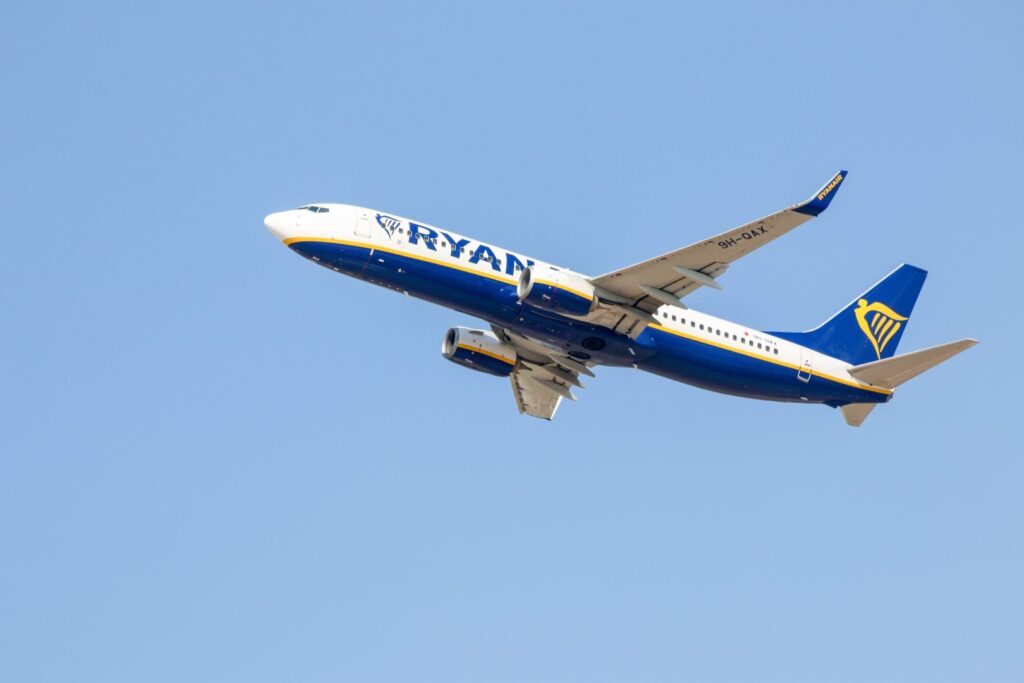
[265,171,976,425]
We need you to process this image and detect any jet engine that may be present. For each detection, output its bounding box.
[441,327,517,377]
[516,265,597,317]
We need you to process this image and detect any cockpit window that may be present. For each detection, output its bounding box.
[301,205,330,213]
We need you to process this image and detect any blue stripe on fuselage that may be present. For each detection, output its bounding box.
[287,239,888,405]
[638,327,886,404]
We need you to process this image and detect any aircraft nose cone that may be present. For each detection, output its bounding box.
[264,211,293,241]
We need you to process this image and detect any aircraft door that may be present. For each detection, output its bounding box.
[355,209,374,238]
[797,349,812,383]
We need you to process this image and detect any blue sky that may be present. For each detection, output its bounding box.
[2,2,1021,681]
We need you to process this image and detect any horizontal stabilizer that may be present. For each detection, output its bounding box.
[848,338,978,389]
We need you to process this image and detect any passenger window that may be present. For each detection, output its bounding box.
[700,324,704,331]
[774,348,779,355]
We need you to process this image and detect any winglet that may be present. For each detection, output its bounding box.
[793,170,847,216]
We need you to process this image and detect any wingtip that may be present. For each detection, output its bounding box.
[794,169,847,216]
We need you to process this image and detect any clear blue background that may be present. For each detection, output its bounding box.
[2,2,1020,681]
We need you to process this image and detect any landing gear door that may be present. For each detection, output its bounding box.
[355,209,374,238]
[797,349,812,383]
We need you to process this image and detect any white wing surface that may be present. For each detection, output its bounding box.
[587,171,847,336]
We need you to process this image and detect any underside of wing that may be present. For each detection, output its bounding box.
[510,370,563,420]
[493,325,591,421]
[588,171,847,330]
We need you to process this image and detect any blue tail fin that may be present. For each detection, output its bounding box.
[769,264,928,365]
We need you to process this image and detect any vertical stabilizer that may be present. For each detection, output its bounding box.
[769,264,928,365]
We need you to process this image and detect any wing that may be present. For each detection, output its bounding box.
[589,171,847,334]
[492,325,592,421]
[510,370,563,420]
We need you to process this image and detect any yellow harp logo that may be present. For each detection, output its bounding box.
[855,299,908,359]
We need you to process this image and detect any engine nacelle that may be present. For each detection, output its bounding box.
[441,327,517,377]
[516,265,597,317]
